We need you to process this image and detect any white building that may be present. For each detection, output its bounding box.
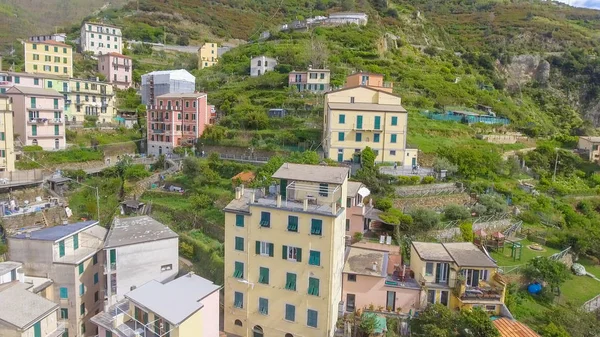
[103,216,179,307]
[250,55,277,77]
[29,34,67,43]
[140,69,196,105]
[327,12,368,26]
[0,262,24,284]
[80,22,123,55]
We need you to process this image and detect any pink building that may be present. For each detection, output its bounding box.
[97,52,132,89]
[6,86,65,150]
[0,71,44,93]
[346,181,371,239]
[342,242,421,314]
[147,92,210,156]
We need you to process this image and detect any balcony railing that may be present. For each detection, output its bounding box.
[152,129,166,134]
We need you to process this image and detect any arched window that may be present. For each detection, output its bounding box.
[285,334,293,337]
[234,319,242,327]
[252,325,263,337]
[257,60,262,66]
[32,139,38,145]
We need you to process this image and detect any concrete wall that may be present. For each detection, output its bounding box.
[199,291,219,337]
[107,237,179,303]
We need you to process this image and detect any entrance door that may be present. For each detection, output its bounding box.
[412,157,417,167]
[440,290,449,306]
[346,293,356,312]
[338,152,343,162]
[386,291,396,311]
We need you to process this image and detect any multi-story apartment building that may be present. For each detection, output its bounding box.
[0,95,15,171]
[91,272,220,337]
[323,73,418,165]
[410,242,507,314]
[44,77,117,124]
[103,216,179,307]
[140,69,196,105]
[29,33,67,43]
[97,52,132,89]
[345,181,370,238]
[146,92,209,156]
[345,72,393,93]
[23,40,73,77]
[289,68,331,93]
[250,56,277,77]
[0,71,45,93]
[198,42,219,69]
[223,163,350,337]
[6,86,66,150]
[80,22,123,55]
[8,220,107,337]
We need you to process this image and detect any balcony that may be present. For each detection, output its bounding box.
[151,129,165,134]
[47,322,66,337]
[417,273,450,288]
[456,273,506,303]
[28,118,62,125]
[352,123,382,132]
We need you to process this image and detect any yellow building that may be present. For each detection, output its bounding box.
[410,242,507,315]
[198,43,218,69]
[323,81,418,166]
[90,272,221,337]
[223,163,350,337]
[0,95,15,171]
[23,40,73,78]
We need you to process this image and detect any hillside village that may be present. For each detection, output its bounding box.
[0,1,600,337]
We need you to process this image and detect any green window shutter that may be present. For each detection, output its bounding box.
[259,298,268,315]
[319,184,328,197]
[60,308,68,319]
[110,249,116,264]
[235,237,244,251]
[268,243,274,257]
[356,115,363,129]
[106,331,112,337]
[391,134,397,143]
[338,132,344,141]
[32,125,37,136]
[307,309,318,327]
[311,219,323,235]
[235,214,244,227]
[93,254,97,265]
[58,241,65,257]
[255,241,261,254]
[285,304,296,321]
[282,245,288,259]
[93,273,98,284]
[78,263,84,275]
[391,116,398,126]
[287,216,298,232]
[374,134,380,143]
[309,251,321,266]
[259,267,269,284]
[33,321,41,337]
[234,291,243,308]
[0,132,4,141]
[339,114,345,124]
[374,116,381,129]
[55,125,59,135]
[154,315,160,334]
[296,248,302,262]
[80,303,85,315]
[234,261,243,278]
[143,312,148,324]
[260,212,271,227]
[79,283,85,296]
[59,287,68,299]
[355,132,362,142]
[285,273,297,291]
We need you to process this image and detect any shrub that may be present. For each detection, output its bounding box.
[471,204,487,216]
[444,204,471,220]
[460,222,474,242]
[422,176,435,184]
[23,145,43,152]
[353,232,363,243]
[478,194,508,214]
[375,197,393,211]
[410,208,440,231]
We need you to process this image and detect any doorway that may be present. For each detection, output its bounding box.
[386,291,396,311]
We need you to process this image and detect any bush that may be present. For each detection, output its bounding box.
[375,197,393,211]
[444,204,471,220]
[460,222,474,242]
[478,194,508,214]
[353,232,363,243]
[422,176,435,184]
[410,208,440,231]
[397,176,421,185]
[23,145,43,152]
[471,204,487,216]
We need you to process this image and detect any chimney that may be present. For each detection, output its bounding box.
[331,201,337,215]
[235,187,241,200]
[251,191,256,203]
[372,262,378,272]
[240,184,244,195]
[303,199,308,211]
[276,194,282,208]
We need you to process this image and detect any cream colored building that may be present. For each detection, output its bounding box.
[198,43,218,69]
[0,95,15,171]
[577,136,600,163]
[23,40,73,78]
[323,82,418,166]
[223,163,350,337]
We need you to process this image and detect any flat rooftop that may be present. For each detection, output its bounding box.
[104,216,178,249]
[343,247,387,277]
[272,163,349,185]
[580,136,600,143]
[443,242,497,268]
[0,282,58,329]
[0,261,21,276]
[12,220,99,242]
[126,273,220,325]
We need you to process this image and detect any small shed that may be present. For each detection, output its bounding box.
[47,176,70,196]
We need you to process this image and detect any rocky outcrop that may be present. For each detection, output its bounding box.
[499,55,550,90]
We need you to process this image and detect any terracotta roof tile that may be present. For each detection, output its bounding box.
[232,171,255,183]
[493,318,540,337]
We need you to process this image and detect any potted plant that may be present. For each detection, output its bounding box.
[368,304,375,311]
[386,306,392,312]
[377,305,384,312]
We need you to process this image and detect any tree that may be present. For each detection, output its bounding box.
[433,157,458,175]
[359,313,378,335]
[341,0,355,11]
[541,322,570,337]
[459,222,474,242]
[478,194,507,215]
[522,257,571,292]
[458,308,500,337]
[410,304,457,337]
[437,146,501,179]
[410,207,440,231]
[444,204,471,221]
[361,146,376,172]
[379,209,413,228]
[183,157,202,177]
[375,197,393,211]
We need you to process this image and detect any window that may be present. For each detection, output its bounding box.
[60,287,68,299]
[14,76,20,84]
[319,183,328,197]
[33,43,37,49]
[285,273,296,291]
[346,219,350,231]
[283,245,302,262]
[338,132,345,141]
[81,323,85,334]
[427,290,436,304]
[33,54,39,60]
[309,250,321,266]
[30,97,37,108]
[63,48,67,54]
[338,114,345,124]
[79,283,85,296]
[374,116,381,130]
[93,254,98,265]
[285,304,296,321]
[311,219,323,236]
[350,97,355,103]
[258,267,269,284]
[258,297,268,315]
[60,308,68,319]
[374,134,380,143]
[93,273,99,284]
[307,309,318,328]
[234,214,245,227]
[391,134,397,143]
[54,56,60,62]
[234,237,244,251]
[309,73,317,79]
[54,66,59,73]
[80,303,85,315]
[94,291,99,302]
[234,319,243,326]
[34,78,39,85]
[391,116,398,126]
[256,241,274,256]
[320,84,325,90]
[161,264,173,271]
[260,212,270,227]
[234,291,243,308]
[233,261,244,278]
[425,262,434,276]
[348,274,357,282]
[308,277,319,296]
[287,216,298,232]
[91,42,94,46]
[390,150,396,156]
[78,263,84,275]
[45,45,49,51]
[0,132,4,141]
[58,240,65,257]
[355,132,362,142]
